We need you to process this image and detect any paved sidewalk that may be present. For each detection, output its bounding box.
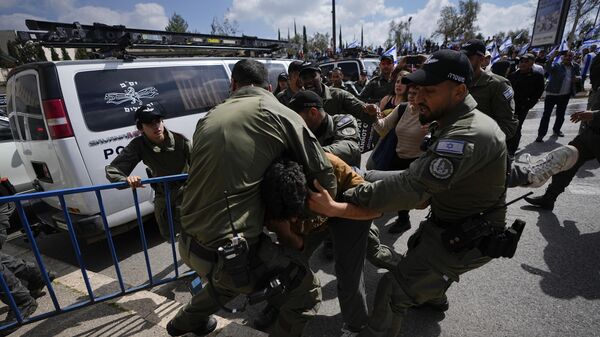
[1,242,267,337]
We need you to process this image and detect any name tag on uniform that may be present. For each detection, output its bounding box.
[435,139,465,155]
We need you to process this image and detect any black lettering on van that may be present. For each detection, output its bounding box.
[103,148,114,160]
[116,146,125,155]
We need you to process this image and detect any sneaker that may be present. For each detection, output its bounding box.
[340,327,360,337]
[519,145,579,188]
[388,216,411,234]
[524,195,555,211]
[166,315,217,337]
[30,271,56,299]
[5,299,38,322]
[253,304,279,330]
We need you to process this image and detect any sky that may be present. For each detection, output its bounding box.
[0,0,541,47]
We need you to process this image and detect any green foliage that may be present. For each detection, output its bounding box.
[165,13,189,33]
[387,20,411,50]
[434,0,481,42]
[210,9,240,36]
[60,48,73,61]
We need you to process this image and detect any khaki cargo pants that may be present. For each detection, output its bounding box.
[359,220,492,337]
[171,234,321,337]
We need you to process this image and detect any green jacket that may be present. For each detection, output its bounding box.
[346,94,507,227]
[315,114,361,167]
[105,128,191,196]
[181,86,337,247]
[319,84,375,124]
[470,71,518,139]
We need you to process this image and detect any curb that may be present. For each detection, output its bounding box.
[4,242,267,337]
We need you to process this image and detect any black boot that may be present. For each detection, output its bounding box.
[388,211,411,234]
[166,315,217,337]
[524,195,555,211]
[253,304,279,330]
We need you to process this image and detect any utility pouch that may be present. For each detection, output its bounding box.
[479,219,526,258]
[217,235,251,288]
[441,216,494,253]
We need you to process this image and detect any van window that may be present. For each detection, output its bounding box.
[75,65,230,132]
[320,64,335,78]
[5,85,20,141]
[363,60,379,77]
[0,117,12,141]
[264,63,286,88]
[337,62,359,81]
[13,75,48,141]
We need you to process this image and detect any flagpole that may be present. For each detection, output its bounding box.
[332,0,336,55]
[594,5,599,28]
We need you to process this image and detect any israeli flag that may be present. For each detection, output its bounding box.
[491,44,501,64]
[383,44,398,64]
[553,40,569,64]
[499,36,512,53]
[347,40,360,49]
[514,31,524,40]
[486,40,495,50]
[518,43,529,56]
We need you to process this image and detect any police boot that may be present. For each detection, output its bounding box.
[29,271,57,299]
[253,304,279,330]
[388,211,411,235]
[166,315,217,337]
[524,195,555,211]
[415,294,449,312]
[4,298,38,323]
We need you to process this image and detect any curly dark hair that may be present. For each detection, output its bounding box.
[261,158,307,221]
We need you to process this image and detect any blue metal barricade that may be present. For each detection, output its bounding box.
[0,174,193,332]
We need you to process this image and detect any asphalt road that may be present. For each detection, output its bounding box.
[12,96,600,337]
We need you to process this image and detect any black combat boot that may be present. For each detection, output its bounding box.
[166,315,217,337]
[524,194,555,211]
[253,304,279,330]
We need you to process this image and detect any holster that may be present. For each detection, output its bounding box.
[440,216,494,253]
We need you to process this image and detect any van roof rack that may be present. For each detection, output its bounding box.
[18,19,290,59]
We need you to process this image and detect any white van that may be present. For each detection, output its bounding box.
[6,57,291,241]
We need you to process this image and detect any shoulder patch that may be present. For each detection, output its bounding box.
[429,157,454,179]
[341,127,357,136]
[502,87,514,100]
[435,139,466,155]
[336,115,353,128]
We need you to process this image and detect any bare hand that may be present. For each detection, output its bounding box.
[126,176,145,189]
[364,104,380,116]
[570,111,593,123]
[308,179,340,218]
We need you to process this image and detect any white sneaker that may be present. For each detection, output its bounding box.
[519,145,579,188]
[340,327,360,337]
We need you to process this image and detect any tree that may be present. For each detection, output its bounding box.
[308,32,330,52]
[61,48,72,60]
[50,47,60,61]
[302,25,308,53]
[165,13,189,33]
[434,0,481,42]
[210,15,239,36]
[387,20,411,51]
[567,0,600,43]
[74,48,87,60]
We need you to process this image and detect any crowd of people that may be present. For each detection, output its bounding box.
[2,36,597,337]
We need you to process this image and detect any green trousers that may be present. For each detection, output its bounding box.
[171,234,321,337]
[359,220,492,337]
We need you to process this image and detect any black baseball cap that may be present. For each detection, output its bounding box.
[135,104,165,123]
[278,72,289,81]
[461,39,486,57]
[299,62,321,75]
[402,49,473,86]
[288,90,324,113]
[360,69,368,75]
[288,60,304,73]
[520,53,535,60]
[380,54,394,62]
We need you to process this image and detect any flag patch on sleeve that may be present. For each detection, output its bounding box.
[435,139,465,155]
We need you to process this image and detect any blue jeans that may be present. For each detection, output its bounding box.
[537,94,571,139]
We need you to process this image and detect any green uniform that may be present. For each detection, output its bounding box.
[470,70,518,139]
[105,128,190,242]
[316,114,361,167]
[173,86,337,337]
[347,94,508,337]
[276,88,295,106]
[359,75,393,103]
[318,84,376,124]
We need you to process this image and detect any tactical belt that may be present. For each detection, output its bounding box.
[180,232,218,263]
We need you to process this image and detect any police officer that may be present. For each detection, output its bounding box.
[350,70,369,97]
[105,104,190,243]
[308,50,512,337]
[461,39,518,140]
[360,55,395,103]
[167,60,337,337]
[277,60,304,106]
[0,177,54,329]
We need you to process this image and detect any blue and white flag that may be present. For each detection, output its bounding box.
[499,36,512,53]
[383,44,397,64]
[486,40,495,50]
[491,44,501,64]
[347,40,360,49]
[553,40,569,64]
[514,31,524,40]
[518,43,530,56]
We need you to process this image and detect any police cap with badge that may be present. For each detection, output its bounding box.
[288,90,325,114]
[135,104,165,124]
[460,39,486,57]
[298,62,322,76]
[402,49,473,180]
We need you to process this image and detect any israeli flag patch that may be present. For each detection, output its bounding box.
[435,139,465,155]
[503,87,514,100]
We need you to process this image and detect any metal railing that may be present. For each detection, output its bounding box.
[0,174,192,332]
